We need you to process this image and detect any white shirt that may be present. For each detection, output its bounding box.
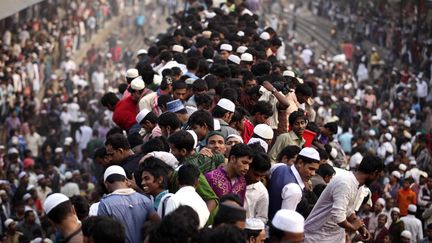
[281,166,305,210]
[92,71,105,93]
[61,182,80,198]
[401,214,423,243]
[244,182,269,224]
[75,125,93,150]
[165,186,210,228]
[417,81,428,98]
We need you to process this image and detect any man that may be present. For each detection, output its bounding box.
[269,110,307,162]
[172,81,188,102]
[368,198,387,235]
[157,112,182,137]
[165,164,210,228]
[401,230,413,243]
[61,172,80,198]
[35,174,52,204]
[371,213,390,243]
[310,163,335,190]
[401,204,423,243]
[206,131,226,155]
[268,147,320,220]
[166,99,189,124]
[269,209,305,243]
[213,98,240,137]
[3,219,24,243]
[98,165,160,243]
[205,144,254,204]
[304,155,385,242]
[43,193,83,242]
[136,108,161,142]
[248,124,274,153]
[244,152,271,223]
[244,218,266,243]
[389,207,405,243]
[16,210,42,240]
[397,178,417,216]
[286,83,313,119]
[219,44,233,60]
[188,110,214,148]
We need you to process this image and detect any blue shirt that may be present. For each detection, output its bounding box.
[154,190,169,210]
[338,132,353,154]
[98,189,155,243]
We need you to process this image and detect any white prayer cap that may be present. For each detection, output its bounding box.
[43,193,70,214]
[37,174,45,181]
[350,152,363,169]
[297,78,304,84]
[371,116,379,121]
[147,151,179,169]
[186,130,198,149]
[391,171,401,179]
[272,209,304,233]
[217,98,235,112]
[400,144,408,152]
[248,137,268,152]
[64,137,73,146]
[55,147,63,153]
[241,53,253,62]
[408,204,417,213]
[344,83,352,90]
[404,120,411,128]
[259,31,270,40]
[391,207,400,214]
[27,184,35,191]
[4,218,15,228]
[384,133,392,141]
[172,44,184,53]
[331,95,337,102]
[399,164,407,172]
[401,230,412,239]
[104,165,126,182]
[409,159,417,166]
[0,145,4,150]
[376,198,386,207]
[0,190,7,196]
[343,97,350,103]
[31,237,53,243]
[136,49,148,56]
[237,31,245,37]
[220,44,233,52]
[126,68,139,79]
[388,126,395,133]
[65,171,73,180]
[283,70,296,78]
[18,171,27,180]
[202,30,212,38]
[7,147,18,155]
[236,46,248,54]
[245,218,265,230]
[254,124,274,140]
[380,120,387,126]
[403,130,412,139]
[213,119,221,131]
[226,134,244,144]
[368,129,376,136]
[298,147,320,162]
[136,109,151,124]
[23,193,32,201]
[228,55,241,65]
[153,74,162,86]
[130,76,145,90]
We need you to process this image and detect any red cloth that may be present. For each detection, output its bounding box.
[112,96,138,131]
[242,119,254,144]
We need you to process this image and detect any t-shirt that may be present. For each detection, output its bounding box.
[112,95,138,131]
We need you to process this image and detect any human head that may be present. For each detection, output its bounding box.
[158,112,182,137]
[377,213,388,229]
[357,155,385,186]
[295,84,313,104]
[136,109,158,133]
[139,157,171,196]
[401,230,412,243]
[105,134,131,164]
[270,209,304,243]
[70,195,89,221]
[178,163,200,187]
[188,110,214,141]
[213,201,247,229]
[251,101,273,125]
[225,134,244,157]
[128,77,146,102]
[289,110,307,137]
[228,144,254,177]
[294,148,320,183]
[103,165,127,192]
[245,152,271,185]
[244,218,266,243]
[213,98,235,123]
[43,193,76,225]
[83,216,125,243]
[315,163,335,184]
[390,207,400,222]
[93,147,110,167]
[172,81,188,101]
[168,130,195,160]
[277,145,301,165]
[101,92,119,111]
[206,131,226,155]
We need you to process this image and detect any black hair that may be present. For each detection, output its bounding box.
[251,61,271,76]
[276,145,301,162]
[70,195,89,221]
[127,132,143,148]
[316,163,336,178]
[188,110,214,131]
[158,94,174,109]
[158,112,182,130]
[178,163,200,186]
[118,83,128,95]
[91,216,126,243]
[139,157,172,190]
[46,200,73,224]
[220,88,238,103]
[93,147,107,159]
[105,133,131,150]
[357,155,385,174]
[195,94,213,110]
[106,174,127,183]
[141,137,170,154]
[251,152,271,172]
[194,225,246,243]
[192,79,208,92]
[324,122,338,135]
[288,110,306,126]
[213,202,246,227]
[161,69,173,78]
[212,105,231,118]
[187,57,200,71]
[101,92,119,107]
[247,142,266,154]
[172,81,187,91]
[317,147,329,161]
[269,222,285,241]
[159,50,173,62]
[171,67,182,77]
[106,127,124,140]
[141,111,158,124]
[229,144,253,158]
[295,83,313,97]
[242,71,255,85]
[168,130,195,152]
[251,101,273,117]
[244,228,262,241]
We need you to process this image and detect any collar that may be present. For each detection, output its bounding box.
[291,166,305,190]
[178,186,195,192]
[289,130,304,142]
[110,188,135,196]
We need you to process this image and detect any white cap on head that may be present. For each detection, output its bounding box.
[399,164,407,171]
[391,170,401,179]
[147,151,179,169]
[241,53,253,62]
[126,68,139,79]
[253,124,274,140]
[409,159,417,166]
[400,144,408,152]
[37,174,45,181]
[136,109,151,124]
[404,120,411,128]
[4,218,15,228]
[380,120,387,126]
[408,204,417,213]
[283,70,296,78]
[272,209,304,233]
[202,30,212,38]
[236,46,248,54]
[391,207,400,214]
[55,147,63,153]
[172,44,184,53]
[376,198,386,207]
[18,171,27,180]
[130,76,145,90]
[388,126,395,133]
[226,134,244,144]
[384,133,392,141]
[248,137,268,152]
[217,98,235,112]
[7,147,18,155]
[298,147,320,162]
[136,49,148,56]
[104,165,126,182]
[259,32,270,40]
[228,55,241,65]
[220,44,233,52]
[368,129,376,136]
[403,130,412,139]
[237,31,245,37]
[65,171,73,180]
[401,230,412,239]
[245,218,265,230]
[187,130,198,149]
[43,193,70,214]
[349,152,363,168]
[23,193,32,201]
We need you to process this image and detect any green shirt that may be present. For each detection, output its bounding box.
[182,152,225,174]
[269,130,306,163]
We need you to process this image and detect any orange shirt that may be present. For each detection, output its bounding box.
[397,188,417,216]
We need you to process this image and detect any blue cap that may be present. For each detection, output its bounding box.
[167,99,185,113]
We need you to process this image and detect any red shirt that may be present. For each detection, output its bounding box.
[242,119,254,144]
[112,95,138,131]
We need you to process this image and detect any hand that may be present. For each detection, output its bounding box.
[350,217,364,232]
[127,173,138,190]
[139,153,154,164]
[262,80,274,92]
[358,226,371,241]
[200,148,213,157]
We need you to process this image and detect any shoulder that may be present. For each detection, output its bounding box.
[282,183,302,196]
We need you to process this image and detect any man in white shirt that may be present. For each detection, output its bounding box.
[165,164,210,228]
[401,204,423,243]
[91,66,105,94]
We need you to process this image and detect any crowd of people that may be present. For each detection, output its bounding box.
[0,0,432,242]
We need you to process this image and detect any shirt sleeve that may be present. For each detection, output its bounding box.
[197,173,219,202]
[164,197,178,216]
[255,189,269,224]
[330,180,351,224]
[269,134,287,163]
[97,201,108,216]
[281,183,302,210]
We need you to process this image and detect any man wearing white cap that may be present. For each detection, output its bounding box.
[213,98,240,138]
[368,198,387,234]
[43,193,83,243]
[268,147,320,219]
[35,174,51,204]
[3,218,24,242]
[304,155,385,242]
[136,109,161,142]
[98,165,160,243]
[269,209,305,243]
[244,218,266,243]
[219,43,233,60]
[401,204,423,243]
[401,230,412,243]
[248,124,274,152]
